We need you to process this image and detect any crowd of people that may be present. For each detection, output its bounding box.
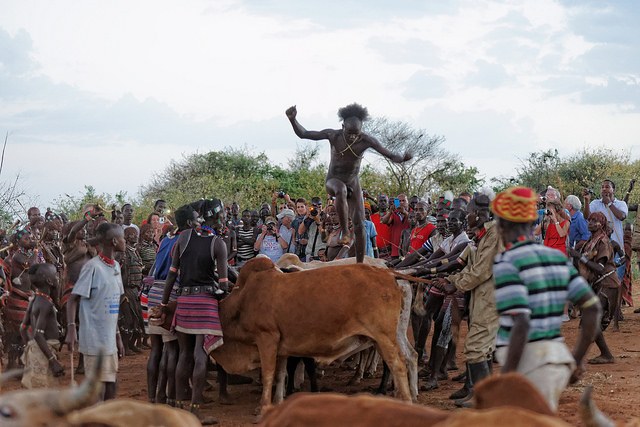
[0,176,634,420]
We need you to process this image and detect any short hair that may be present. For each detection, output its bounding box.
[603,179,616,190]
[545,186,561,200]
[175,205,196,229]
[124,227,138,237]
[94,222,122,242]
[154,199,166,208]
[311,197,322,205]
[337,103,369,122]
[295,198,307,205]
[565,195,582,211]
[121,203,132,210]
[140,223,153,237]
[241,209,251,215]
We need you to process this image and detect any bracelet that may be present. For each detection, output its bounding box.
[555,221,559,225]
[84,212,93,221]
[48,355,55,361]
[579,255,588,264]
[67,323,76,327]
[441,259,449,265]
[219,278,229,283]
[431,268,437,274]
[160,302,168,307]
[581,295,600,309]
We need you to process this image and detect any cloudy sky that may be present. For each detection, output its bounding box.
[1,0,639,208]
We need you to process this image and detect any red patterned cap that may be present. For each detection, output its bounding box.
[490,186,538,223]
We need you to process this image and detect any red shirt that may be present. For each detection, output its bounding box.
[408,223,436,254]
[371,213,391,250]
[387,212,409,257]
[543,220,568,255]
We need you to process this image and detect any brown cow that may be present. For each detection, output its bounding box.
[210,256,417,414]
[276,253,408,388]
[258,373,597,427]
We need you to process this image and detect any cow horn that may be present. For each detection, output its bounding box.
[579,385,615,427]
[52,352,104,414]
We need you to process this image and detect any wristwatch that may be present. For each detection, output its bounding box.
[607,202,613,207]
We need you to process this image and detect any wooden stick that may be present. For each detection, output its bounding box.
[70,352,76,386]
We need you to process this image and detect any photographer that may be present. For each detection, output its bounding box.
[292,198,309,259]
[254,216,287,263]
[583,179,628,249]
[381,194,410,260]
[534,200,570,255]
[299,197,327,261]
[271,190,295,217]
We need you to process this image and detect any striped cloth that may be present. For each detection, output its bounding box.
[143,279,178,335]
[494,240,592,347]
[173,293,223,352]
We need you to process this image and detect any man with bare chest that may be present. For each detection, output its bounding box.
[286,103,411,262]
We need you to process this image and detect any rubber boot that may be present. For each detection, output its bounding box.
[449,363,471,400]
[454,360,490,407]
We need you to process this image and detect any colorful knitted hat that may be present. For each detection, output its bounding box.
[490,186,538,223]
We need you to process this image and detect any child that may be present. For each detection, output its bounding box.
[65,222,125,401]
[117,227,145,355]
[20,263,64,388]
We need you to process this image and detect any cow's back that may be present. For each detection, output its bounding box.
[259,393,448,427]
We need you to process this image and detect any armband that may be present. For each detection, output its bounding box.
[580,295,600,310]
[169,266,178,273]
[579,256,588,264]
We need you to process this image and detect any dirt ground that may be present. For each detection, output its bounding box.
[5,298,640,425]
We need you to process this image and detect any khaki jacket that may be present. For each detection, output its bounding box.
[449,221,503,333]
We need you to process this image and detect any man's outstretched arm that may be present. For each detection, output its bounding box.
[365,134,412,164]
[286,106,333,141]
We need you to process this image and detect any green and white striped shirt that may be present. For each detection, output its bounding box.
[493,240,592,347]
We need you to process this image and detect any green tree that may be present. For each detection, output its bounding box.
[364,117,481,199]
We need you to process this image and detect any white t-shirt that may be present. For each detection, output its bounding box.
[73,256,124,356]
[440,232,471,254]
[589,198,628,248]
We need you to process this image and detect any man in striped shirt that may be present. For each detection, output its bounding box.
[491,186,602,411]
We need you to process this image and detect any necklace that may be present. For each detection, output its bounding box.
[34,290,54,305]
[411,223,428,240]
[98,252,115,267]
[338,133,363,158]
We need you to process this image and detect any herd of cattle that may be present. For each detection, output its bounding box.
[0,256,627,426]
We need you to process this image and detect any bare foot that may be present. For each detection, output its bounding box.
[588,355,615,364]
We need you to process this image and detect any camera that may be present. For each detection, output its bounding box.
[267,224,275,231]
[540,196,547,203]
[310,207,319,217]
[277,190,286,198]
[545,209,552,216]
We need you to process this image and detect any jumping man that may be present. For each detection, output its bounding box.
[286,103,412,262]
